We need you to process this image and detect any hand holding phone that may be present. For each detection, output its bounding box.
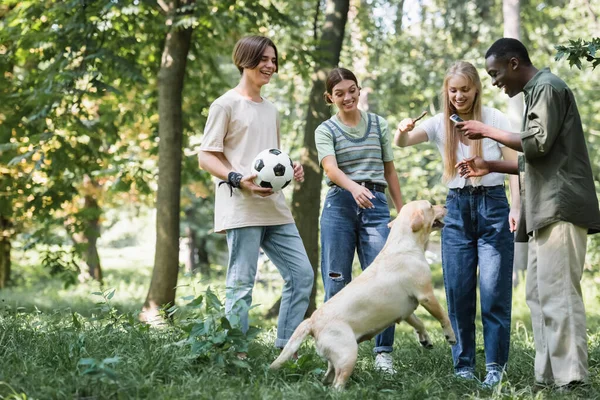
[449,114,464,124]
[452,114,488,140]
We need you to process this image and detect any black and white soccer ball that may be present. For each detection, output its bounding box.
[251,148,294,192]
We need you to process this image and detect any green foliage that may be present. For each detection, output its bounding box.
[1,263,600,398]
[0,0,161,262]
[555,38,600,69]
[0,382,28,400]
[77,356,120,382]
[89,288,146,333]
[177,287,261,369]
[40,247,80,288]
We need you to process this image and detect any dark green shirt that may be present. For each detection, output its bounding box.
[516,68,600,240]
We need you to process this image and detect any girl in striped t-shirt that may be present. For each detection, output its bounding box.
[315,67,404,374]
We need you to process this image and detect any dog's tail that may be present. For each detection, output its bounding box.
[269,318,312,369]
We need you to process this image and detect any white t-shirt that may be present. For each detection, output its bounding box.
[199,89,294,233]
[419,106,512,188]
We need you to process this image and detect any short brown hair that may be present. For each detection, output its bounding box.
[323,67,359,104]
[232,35,278,74]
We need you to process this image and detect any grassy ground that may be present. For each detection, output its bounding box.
[1,245,600,399]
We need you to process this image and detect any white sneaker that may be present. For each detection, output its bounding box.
[374,352,396,374]
[455,369,477,380]
[481,370,502,388]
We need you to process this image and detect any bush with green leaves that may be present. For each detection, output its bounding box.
[177,287,261,369]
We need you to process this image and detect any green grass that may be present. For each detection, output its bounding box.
[1,248,600,399]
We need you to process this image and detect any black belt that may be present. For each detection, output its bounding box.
[357,181,386,193]
[450,184,504,194]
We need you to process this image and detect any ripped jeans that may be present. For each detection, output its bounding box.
[320,185,395,353]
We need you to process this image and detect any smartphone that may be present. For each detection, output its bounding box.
[449,114,464,124]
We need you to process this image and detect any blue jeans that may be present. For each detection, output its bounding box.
[442,185,514,373]
[225,223,314,348]
[320,186,395,353]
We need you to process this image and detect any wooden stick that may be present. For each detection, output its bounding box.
[413,110,428,123]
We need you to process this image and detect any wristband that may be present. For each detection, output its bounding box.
[228,171,243,188]
[218,171,244,197]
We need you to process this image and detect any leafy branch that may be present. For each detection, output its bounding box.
[555,37,600,69]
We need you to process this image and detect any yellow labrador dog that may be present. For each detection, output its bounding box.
[270,200,456,389]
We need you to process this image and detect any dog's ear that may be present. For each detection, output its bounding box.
[410,209,424,232]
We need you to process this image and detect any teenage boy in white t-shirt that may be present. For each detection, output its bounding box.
[198,36,313,356]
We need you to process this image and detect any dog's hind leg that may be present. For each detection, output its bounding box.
[416,287,456,345]
[331,339,358,390]
[322,361,335,385]
[317,325,358,390]
[405,313,433,349]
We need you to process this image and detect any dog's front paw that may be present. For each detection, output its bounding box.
[415,331,433,349]
[443,326,457,345]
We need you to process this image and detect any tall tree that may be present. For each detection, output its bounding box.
[141,0,194,322]
[503,0,525,131]
[0,1,154,287]
[503,0,527,285]
[0,216,11,288]
[291,0,350,316]
[70,176,104,282]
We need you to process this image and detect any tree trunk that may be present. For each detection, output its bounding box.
[503,0,524,132]
[394,0,405,34]
[503,0,527,287]
[290,0,350,317]
[82,193,103,283]
[141,0,193,322]
[184,225,197,274]
[196,236,210,277]
[72,175,103,283]
[183,209,197,275]
[0,216,11,289]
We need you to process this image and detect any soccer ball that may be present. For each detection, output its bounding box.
[251,148,294,192]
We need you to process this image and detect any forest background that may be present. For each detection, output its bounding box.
[1,0,599,398]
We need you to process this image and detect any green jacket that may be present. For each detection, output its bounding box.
[516,68,600,241]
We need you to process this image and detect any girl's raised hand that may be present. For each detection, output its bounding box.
[397,111,427,134]
[397,118,415,134]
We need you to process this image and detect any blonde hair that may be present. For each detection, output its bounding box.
[441,61,483,183]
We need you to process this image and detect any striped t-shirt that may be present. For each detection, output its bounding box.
[315,111,393,186]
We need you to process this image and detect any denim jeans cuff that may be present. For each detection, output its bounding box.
[275,338,288,349]
[486,363,506,372]
[373,346,393,354]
